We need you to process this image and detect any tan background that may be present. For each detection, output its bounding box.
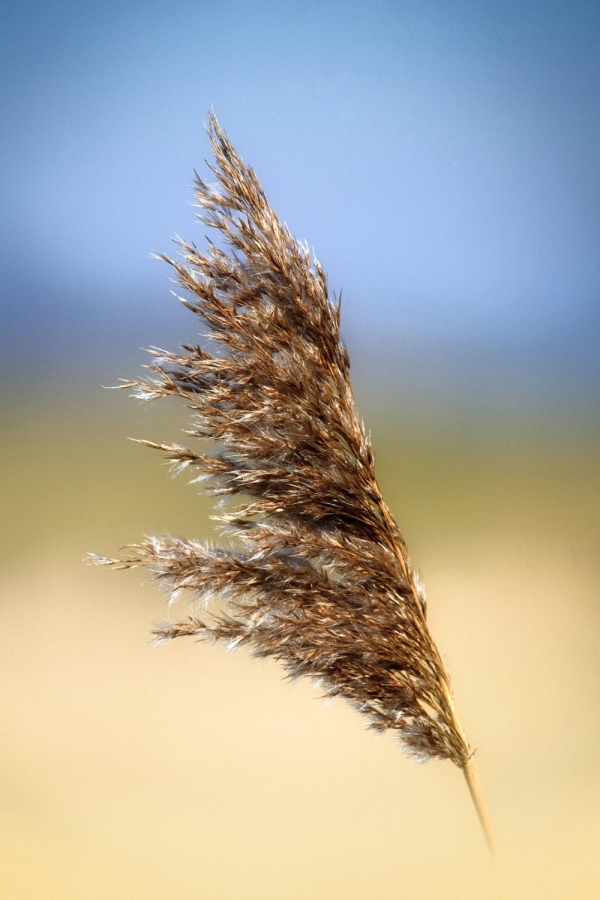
[1,388,598,898]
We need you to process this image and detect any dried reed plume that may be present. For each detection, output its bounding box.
[91,114,493,848]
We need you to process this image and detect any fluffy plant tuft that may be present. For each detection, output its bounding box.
[91,114,492,847]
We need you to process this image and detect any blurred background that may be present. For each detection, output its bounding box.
[1,1,599,897]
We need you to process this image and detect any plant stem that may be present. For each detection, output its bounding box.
[463,756,495,854]
[437,674,495,852]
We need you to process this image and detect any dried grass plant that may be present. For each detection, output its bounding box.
[91,114,493,848]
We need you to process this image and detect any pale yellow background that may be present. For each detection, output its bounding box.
[2,390,599,898]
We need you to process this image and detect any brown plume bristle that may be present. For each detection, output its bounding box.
[90,114,492,842]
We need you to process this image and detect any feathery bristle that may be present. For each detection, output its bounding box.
[90,113,492,846]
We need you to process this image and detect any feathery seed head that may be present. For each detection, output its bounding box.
[90,114,493,846]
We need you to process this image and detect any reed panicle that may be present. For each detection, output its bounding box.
[91,114,493,848]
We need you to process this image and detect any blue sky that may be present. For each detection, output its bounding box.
[2,0,599,408]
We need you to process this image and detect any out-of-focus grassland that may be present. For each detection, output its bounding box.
[1,389,599,899]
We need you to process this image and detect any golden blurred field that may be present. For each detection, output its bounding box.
[1,389,599,899]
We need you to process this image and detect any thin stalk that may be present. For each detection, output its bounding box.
[438,674,495,852]
[463,756,495,854]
